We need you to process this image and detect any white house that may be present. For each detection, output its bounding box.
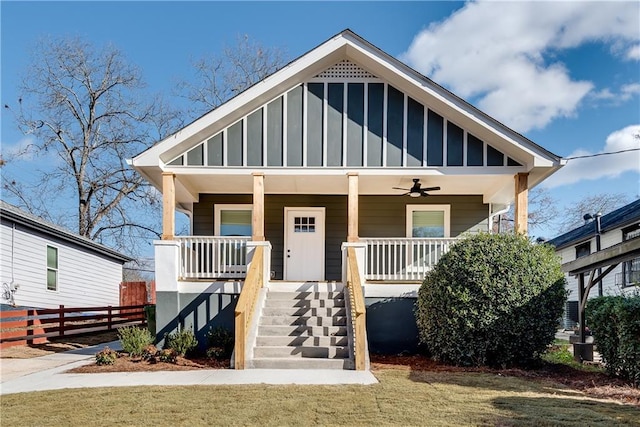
[131,30,565,369]
[0,200,133,309]
[548,198,640,327]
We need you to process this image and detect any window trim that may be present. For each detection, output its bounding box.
[406,204,451,238]
[214,204,253,236]
[622,223,640,288]
[46,245,58,292]
[575,241,591,259]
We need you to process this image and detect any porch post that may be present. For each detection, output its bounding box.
[514,172,529,235]
[252,172,265,241]
[162,172,176,240]
[347,172,359,242]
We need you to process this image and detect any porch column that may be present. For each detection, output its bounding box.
[162,172,176,240]
[514,172,529,235]
[252,172,265,241]
[347,172,359,242]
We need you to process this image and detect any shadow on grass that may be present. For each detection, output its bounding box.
[491,395,640,426]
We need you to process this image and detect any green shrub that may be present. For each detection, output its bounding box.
[206,326,234,359]
[158,348,178,363]
[118,326,154,357]
[164,326,198,357]
[415,233,567,368]
[144,305,156,336]
[587,294,640,386]
[95,347,118,365]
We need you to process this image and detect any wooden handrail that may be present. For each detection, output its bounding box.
[346,247,366,371]
[234,245,264,369]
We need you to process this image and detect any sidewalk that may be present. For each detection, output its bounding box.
[0,341,377,395]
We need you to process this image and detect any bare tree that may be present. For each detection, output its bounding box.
[3,36,180,254]
[554,192,630,233]
[497,187,559,233]
[176,34,287,118]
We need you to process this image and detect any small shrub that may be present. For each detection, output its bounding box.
[164,326,198,357]
[415,233,567,368]
[587,294,640,386]
[95,347,118,366]
[206,326,234,359]
[142,344,158,363]
[158,348,178,363]
[118,326,154,357]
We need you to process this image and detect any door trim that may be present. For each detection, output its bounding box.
[283,207,326,281]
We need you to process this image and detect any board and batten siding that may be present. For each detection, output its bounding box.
[0,218,123,309]
[192,194,488,280]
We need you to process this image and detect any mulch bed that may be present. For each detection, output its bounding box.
[69,354,229,373]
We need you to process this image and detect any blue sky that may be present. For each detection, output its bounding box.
[2,1,639,247]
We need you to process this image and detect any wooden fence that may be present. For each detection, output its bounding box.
[0,304,148,349]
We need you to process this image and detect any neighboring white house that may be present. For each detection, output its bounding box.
[0,200,133,309]
[131,30,565,366]
[548,199,640,326]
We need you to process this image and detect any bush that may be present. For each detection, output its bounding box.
[587,294,640,386]
[158,348,178,363]
[164,326,198,357]
[206,326,234,359]
[118,326,154,357]
[415,233,567,368]
[95,347,118,365]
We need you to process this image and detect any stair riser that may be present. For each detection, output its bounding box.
[254,346,349,359]
[260,316,347,326]
[257,325,347,337]
[266,292,344,301]
[251,358,352,370]
[264,299,345,309]
[256,336,349,347]
[261,307,347,317]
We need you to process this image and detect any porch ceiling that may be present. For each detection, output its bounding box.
[165,168,525,206]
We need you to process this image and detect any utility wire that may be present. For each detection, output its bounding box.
[565,147,640,160]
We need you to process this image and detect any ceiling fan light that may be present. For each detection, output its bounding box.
[409,191,421,198]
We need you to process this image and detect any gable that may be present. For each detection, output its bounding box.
[167,60,523,170]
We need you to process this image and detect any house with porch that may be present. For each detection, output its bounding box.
[131,30,564,370]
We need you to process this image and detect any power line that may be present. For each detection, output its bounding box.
[565,147,640,160]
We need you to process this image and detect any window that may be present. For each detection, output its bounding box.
[46,245,58,291]
[622,224,640,288]
[406,205,451,238]
[214,205,252,236]
[575,241,591,259]
[294,217,316,233]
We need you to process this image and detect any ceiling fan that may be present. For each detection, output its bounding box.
[393,179,441,198]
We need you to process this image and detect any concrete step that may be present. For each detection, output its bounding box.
[264,298,345,309]
[267,282,344,293]
[255,335,349,347]
[257,325,348,337]
[251,357,352,370]
[260,315,348,326]
[266,291,344,301]
[254,345,349,359]
[261,306,347,317]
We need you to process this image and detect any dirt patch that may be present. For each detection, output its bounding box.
[370,354,640,406]
[69,354,230,373]
[0,331,119,359]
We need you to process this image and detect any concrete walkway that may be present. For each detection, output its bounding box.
[0,341,377,395]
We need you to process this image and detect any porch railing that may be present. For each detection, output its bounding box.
[176,236,251,279]
[346,247,367,370]
[362,237,459,281]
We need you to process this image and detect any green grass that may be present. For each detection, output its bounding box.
[542,343,604,373]
[1,369,637,426]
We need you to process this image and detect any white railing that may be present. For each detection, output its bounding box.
[176,236,251,279]
[362,237,459,281]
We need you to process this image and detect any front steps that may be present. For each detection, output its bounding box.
[249,282,353,369]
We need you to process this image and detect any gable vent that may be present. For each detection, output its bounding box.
[314,59,377,79]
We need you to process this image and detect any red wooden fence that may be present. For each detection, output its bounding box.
[0,304,147,350]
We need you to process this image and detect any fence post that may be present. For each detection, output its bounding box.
[108,306,113,330]
[59,305,65,337]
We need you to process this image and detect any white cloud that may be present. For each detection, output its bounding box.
[0,137,37,161]
[543,125,640,188]
[401,1,639,132]
[590,82,640,105]
[626,44,640,60]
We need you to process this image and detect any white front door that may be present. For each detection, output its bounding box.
[284,207,325,281]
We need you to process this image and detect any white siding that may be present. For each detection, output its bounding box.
[559,227,635,302]
[1,220,122,309]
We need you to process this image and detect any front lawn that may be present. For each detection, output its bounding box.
[1,368,637,426]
